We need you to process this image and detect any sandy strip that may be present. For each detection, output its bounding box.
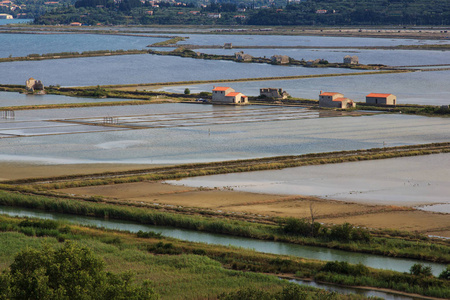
[0,162,162,181]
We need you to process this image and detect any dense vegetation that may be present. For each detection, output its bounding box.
[32,0,450,26]
[248,0,450,26]
[0,189,449,265]
[0,213,449,298]
[0,242,158,299]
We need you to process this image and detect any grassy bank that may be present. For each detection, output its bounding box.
[0,49,150,64]
[0,213,448,299]
[0,189,448,266]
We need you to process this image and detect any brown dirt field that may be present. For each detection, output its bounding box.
[59,181,450,237]
[0,163,163,181]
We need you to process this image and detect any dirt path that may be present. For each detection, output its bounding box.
[58,181,450,238]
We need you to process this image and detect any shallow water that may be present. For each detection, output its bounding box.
[0,54,361,86]
[0,91,136,107]
[161,69,450,106]
[177,34,450,47]
[0,104,449,165]
[167,153,450,210]
[0,33,165,58]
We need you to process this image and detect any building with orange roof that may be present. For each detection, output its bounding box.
[212,86,248,105]
[319,91,355,109]
[366,93,396,106]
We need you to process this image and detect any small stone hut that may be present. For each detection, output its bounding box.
[235,51,252,62]
[319,91,355,109]
[260,88,290,99]
[344,55,359,65]
[271,55,290,64]
[25,78,45,93]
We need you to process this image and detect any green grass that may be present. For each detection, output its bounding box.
[0,190,449,264]
[0,215,448,299]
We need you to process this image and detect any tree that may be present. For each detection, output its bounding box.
[184,88,190,95]
[0,242,158,300]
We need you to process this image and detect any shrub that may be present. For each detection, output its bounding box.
[321,261,369,276]
[439,265,450,280]
[410,263,433,277]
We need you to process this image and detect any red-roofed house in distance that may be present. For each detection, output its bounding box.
[212,87,248,105]
[366,93,397,106]
[319,91,355,109]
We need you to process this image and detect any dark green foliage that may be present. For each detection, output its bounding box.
[19,219,58,230]
[0,242,158,300]
[136,230,162,239]
[184,88,190,95]
[281,218,371,243]
[148,241,182,255]
[410,263,433,277]
[321,261,369,276]
[439,265,450,280]
[218,284,351,300]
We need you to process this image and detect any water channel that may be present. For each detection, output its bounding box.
[0,206,445,278]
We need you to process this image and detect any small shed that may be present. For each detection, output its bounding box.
[271,55,290,64]
[25,78,45,93]
[235,51,252,62]
[319,91,355,109]
[366,93,396,105]
[223,43,233,49]
[343,55,359,65]
[260,88,289,99]
[212,86,248,105]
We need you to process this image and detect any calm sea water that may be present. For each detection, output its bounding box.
[0,104,449,164]
[0,54,361,86]
[0,19,32,25]
[161,70,450,106]
[177,34,450,47]
[168,153,450,210]
[0,33,165,58]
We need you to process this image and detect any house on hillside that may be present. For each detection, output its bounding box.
[319,91,355,109]
[343,55,359,65]
[366,93,397,105]
[212,87,248,105]
[25,78,45,93]
[260,88,290,99]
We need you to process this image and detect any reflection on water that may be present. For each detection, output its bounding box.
[168,153,450,209]
[0,104,449,164]
[0,205,445,276]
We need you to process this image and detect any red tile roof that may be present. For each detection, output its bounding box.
[213,87,231,91]
[366,93,392,98]
[226,92,241,97]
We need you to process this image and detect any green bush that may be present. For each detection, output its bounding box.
[0,242,159,300]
